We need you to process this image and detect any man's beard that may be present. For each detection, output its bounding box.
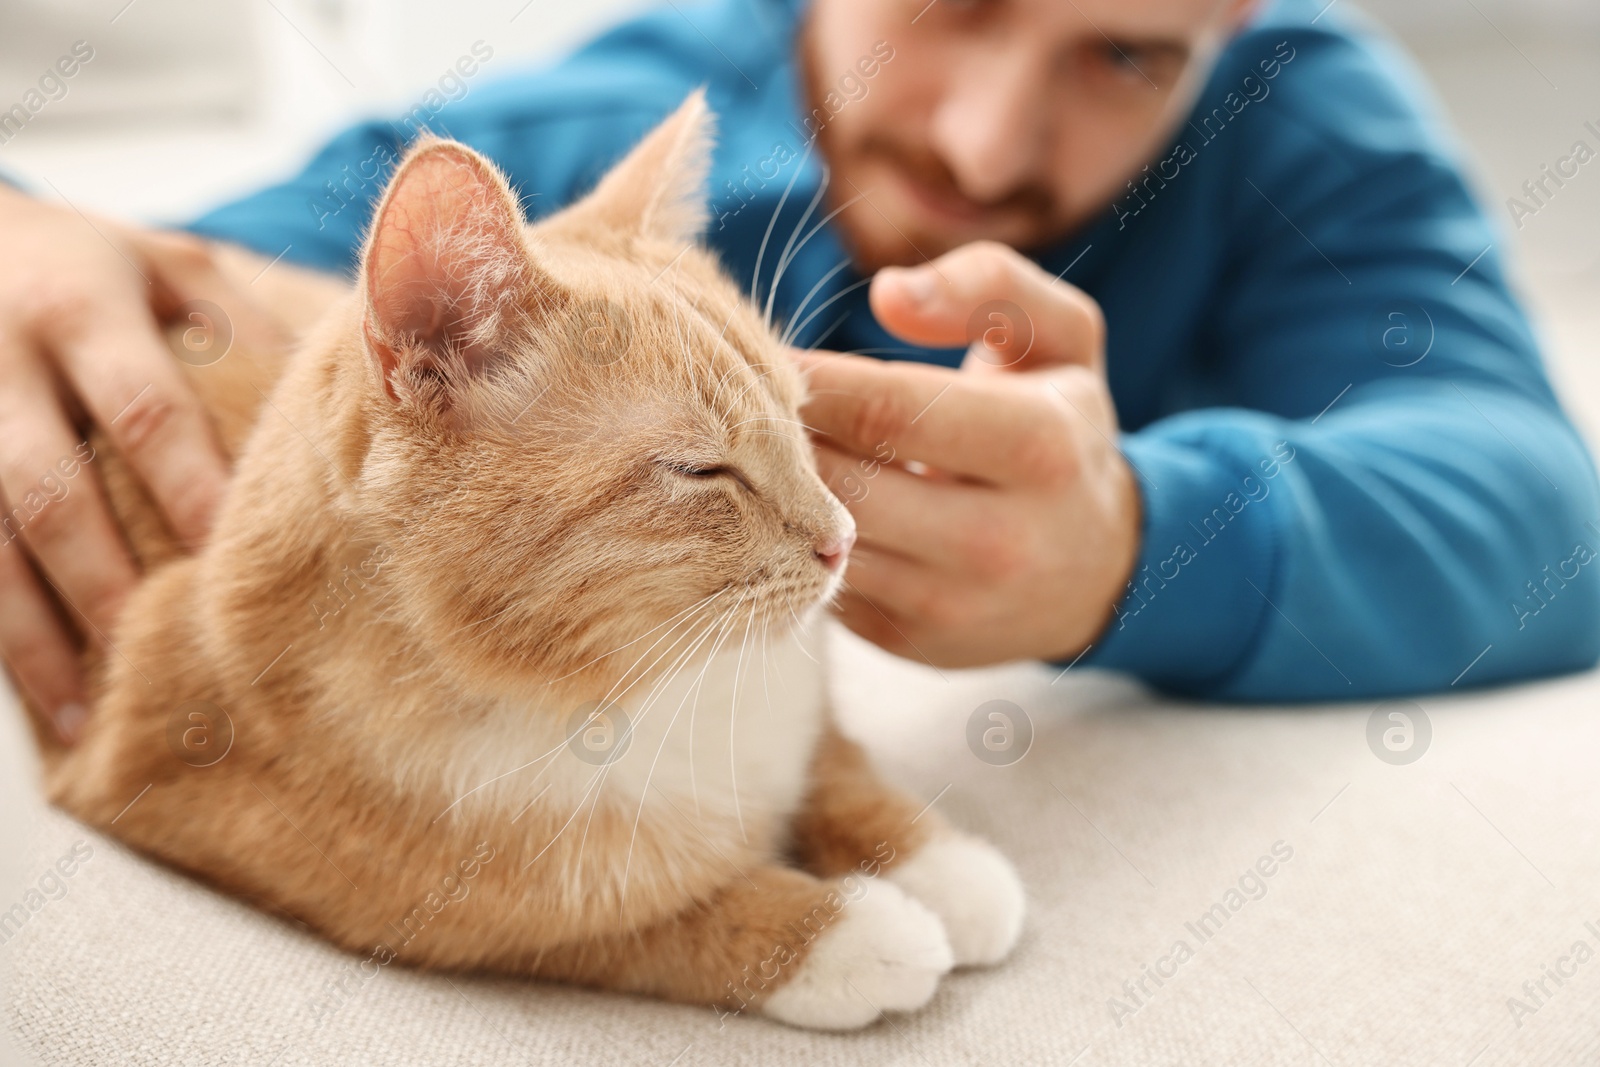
[812,126,1063,272]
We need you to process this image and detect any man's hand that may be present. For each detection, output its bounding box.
[799,241,1141,668]
[0,184,257,743]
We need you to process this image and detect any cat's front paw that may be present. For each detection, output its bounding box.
[761,879,953,1030]
[886,833,1025,967]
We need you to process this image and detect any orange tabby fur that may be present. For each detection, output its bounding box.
[30,93,1023,1030]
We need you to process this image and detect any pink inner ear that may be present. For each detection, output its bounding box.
[363,143,531,399]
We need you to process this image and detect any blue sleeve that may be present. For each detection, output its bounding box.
[1086,21,1600,700]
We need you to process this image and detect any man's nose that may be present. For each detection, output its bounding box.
[929,54,1048,203]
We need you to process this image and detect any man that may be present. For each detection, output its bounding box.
[1,0,1596,742]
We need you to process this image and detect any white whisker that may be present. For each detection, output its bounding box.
[724,362,784,412]
[788,605,821,664]
[784,276,872,349]
[727,597,760,845]
[765,169,830,329]
[752,138,818,329]
[573,601,721,874]
[673,293,699,392]
[710,358,748,411]
[509,783,553,824]
[544,587,727,684]
[808,309,852,351]
[523,768,607,870]
[446,599,520,637]
[688,587,751,816]
[431,741,564,825]
[779,189,862,283]
[779,256,852,347]
[486,591,729,822]
[616,604,736,911]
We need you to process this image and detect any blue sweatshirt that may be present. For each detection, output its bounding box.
[188,0,1600,701]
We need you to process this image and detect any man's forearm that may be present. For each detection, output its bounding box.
[1085,384,1600,700]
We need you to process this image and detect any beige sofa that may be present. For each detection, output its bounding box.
[6,627,1599,1066]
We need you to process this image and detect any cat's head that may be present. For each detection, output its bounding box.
[343,91,854,691]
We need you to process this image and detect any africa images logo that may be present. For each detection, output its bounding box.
[1504,118,1600,230]
[1110,41,1297,230]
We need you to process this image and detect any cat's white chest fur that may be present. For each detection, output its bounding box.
[427,616,831,840]
[589,616,829,826]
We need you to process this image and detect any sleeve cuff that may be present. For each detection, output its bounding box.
[1077,429,1283,693]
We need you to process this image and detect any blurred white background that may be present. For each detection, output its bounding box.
[0,0,1595,432]
[0,0,652,218]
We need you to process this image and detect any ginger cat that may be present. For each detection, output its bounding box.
[34,92,1024,1030]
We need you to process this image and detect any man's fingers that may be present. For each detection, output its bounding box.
[832,545,966,667]
[868,241,1105,372]
[52,301,229,547]
[842,541,938,620]
[136,229,290,353]
[0,343,140,641]
[800,350,1078,487]
[0,523,89,744]
[833,577,925,665]
[813,442,994,570]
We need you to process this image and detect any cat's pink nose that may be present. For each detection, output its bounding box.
[814,530,855,572]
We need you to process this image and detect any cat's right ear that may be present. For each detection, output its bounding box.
[569,89,715,247]
[360,138,559,404]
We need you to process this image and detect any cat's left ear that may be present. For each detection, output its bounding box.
[361,138,558,403]
[571,88,716,247]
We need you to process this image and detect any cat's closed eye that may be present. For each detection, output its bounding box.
[667,463,725,478]
[658,459,753,492]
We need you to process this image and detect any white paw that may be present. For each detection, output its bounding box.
[761,879,953,1030]
[886,834,1025,967]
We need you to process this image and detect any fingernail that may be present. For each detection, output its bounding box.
[53,702,88,743]
[891,267,938,307]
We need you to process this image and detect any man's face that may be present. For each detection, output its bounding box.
[801,0,1259,270]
